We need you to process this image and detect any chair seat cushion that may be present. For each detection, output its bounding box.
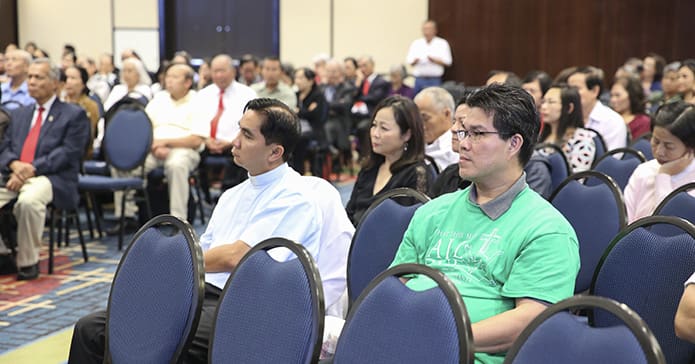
[79,175,144,190]
[83,160,109,175]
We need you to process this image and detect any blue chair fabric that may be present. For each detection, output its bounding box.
[549,171,627,292]
[535,143,570,194]
[347,187,430,305]
[586,128,607,161]
[590,216,695,364]
[104,215,204,364]
[587,147,646,190]
[333,264,475,364]
[78,106,153,249]
[630,134,654,161]
[505,295,665,364]
[209,238,325,364]
[652,182,695,236]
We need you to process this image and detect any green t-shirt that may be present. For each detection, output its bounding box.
[390,186,580,364]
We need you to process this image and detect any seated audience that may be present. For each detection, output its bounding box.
[68,98,351,364]
[345,95,432,225]
[343,57,360,87]
[102,57,153,112]
[251,56,296,107]
[660,61,683,106]
[388,64,414,99]
[389,84,579,363]
[413,86,459,171]
[624,101,695,222]
[62,65,99,158]
[678,59,695,104]
[568,66,628,151]
[293,67,327,175]
[0,49,35,109]
[0,58,90,280]
[194,54,257,199]
[485,70,522,87]
[87,53,117,103]
[351,56,390,157]
[110,64,204,230]
[321,59,356,158]
[432,94,552,199]
[237,54,261,86]
[641,53,665,105]
[610,75,651,140]
[675,272,695,343]
[196,58,212,90]
[540,84,596,173]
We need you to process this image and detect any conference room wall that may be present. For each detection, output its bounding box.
[16,0,427,75]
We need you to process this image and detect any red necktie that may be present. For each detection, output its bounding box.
[210,89,225,139]
[20,106,45,163]
[361,78,371,96]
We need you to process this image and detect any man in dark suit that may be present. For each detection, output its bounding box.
[0,58,89,280]
[322,59,356,155]
[351,56,390,157]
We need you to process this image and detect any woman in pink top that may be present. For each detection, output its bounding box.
[624,101,695,222]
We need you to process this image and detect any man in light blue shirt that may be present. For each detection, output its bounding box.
[69,98,353,364]
[0,49,35,109]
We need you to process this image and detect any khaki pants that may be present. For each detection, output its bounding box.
[0,176,53,267]
[113,148,200,220]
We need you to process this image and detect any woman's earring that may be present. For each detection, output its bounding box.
[403,142,409,151]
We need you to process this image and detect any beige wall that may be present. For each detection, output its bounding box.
[280,0,428,75]
[18,0,427,75]
[18,0,113,65]
[18,0,159,70]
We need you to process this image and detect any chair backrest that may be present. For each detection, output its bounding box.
[103,105,153,171]
[652,182,695,236]
[587,147,646,190]
[586,127,607,160]
[347,187,430,305]
[505,295,665,364]
[334,264,475,364]
[549,171,627,292]
[535,143,570,193]
[590,216,695,364]
[630,133,654,161]
[209,238,325,364]
[105,215,204,364]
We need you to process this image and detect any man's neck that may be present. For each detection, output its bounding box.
[473,169,523,205]
[265,81,278,91]
[584,100,597,124]
[10,75,26,89]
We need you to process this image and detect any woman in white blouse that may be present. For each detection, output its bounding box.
[102,57,153,112]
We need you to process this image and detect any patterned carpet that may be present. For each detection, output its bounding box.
[0,176,355,357]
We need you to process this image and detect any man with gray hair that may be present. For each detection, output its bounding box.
[414,86,459,171]
[0,49,35,109]
[0,58,90,280]
[321,59,356,156]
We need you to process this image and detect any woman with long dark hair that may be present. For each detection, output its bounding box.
[345,95,432,225]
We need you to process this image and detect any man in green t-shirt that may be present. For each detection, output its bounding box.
[391,83,580,363]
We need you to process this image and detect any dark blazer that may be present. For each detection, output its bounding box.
[0,99,90,209]
[322,81,356,118]
[356,74,390,116]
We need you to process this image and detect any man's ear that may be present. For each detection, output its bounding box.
[268,145,285,163]
[508,134,523,155]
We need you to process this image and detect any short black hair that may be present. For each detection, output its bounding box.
[571,66,605,99]
[653,101,695,149]
[523,70,553,95]
[239,54,258,67]
[465,83,539,166]
[244,98,300,162]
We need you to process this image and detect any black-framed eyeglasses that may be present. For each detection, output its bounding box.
[452,128,503,142]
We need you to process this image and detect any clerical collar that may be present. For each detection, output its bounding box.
[248,162,289,188]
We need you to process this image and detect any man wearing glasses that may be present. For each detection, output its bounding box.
[389,84,579,363]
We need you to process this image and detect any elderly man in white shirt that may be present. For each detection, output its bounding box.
[568,66,628,152]
[406,20,453,94]
[414,87,459,172]
[110,64,205,226]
